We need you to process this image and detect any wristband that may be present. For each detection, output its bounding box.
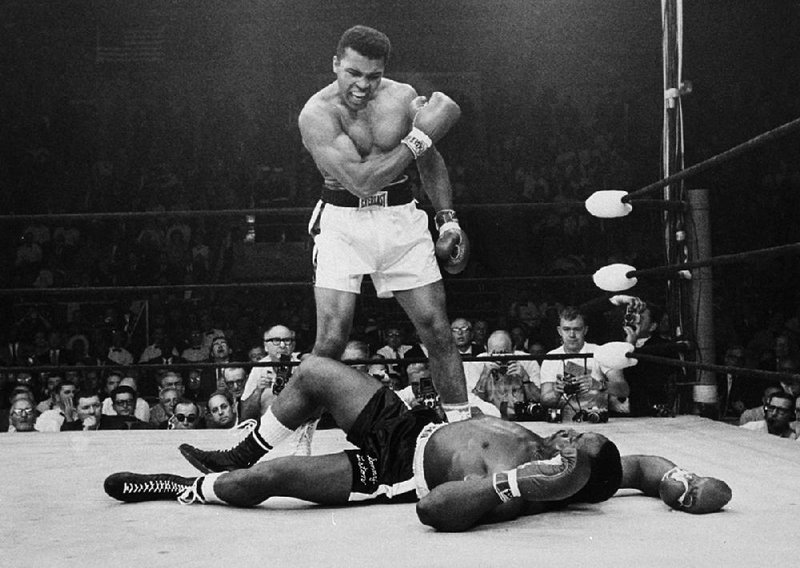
[492,471,514,503]
[401,127,432,159]
[434,209,459,232]
[492,469,522,503]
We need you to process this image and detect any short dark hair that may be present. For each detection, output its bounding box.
[111,385,137,402]
[561,438,623,505]
[559,306,586,325]
[75,389,100,404]
[207,390,234,411]
[336,25,391,62]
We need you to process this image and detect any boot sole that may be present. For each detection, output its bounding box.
[178,444,214,474]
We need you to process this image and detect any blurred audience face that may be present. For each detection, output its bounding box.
[112,390,136,417]
[222,368,246,400]
[57,383,77,410]
[342,341,369,373]
[159,372,184,397]
[172,402,200,430]
[472,320,489,347]
[450,319,473,350]
[263,325,295,360]
[186,369,202,394]
[158,388,179,416]
[45,374,63,398]
[104,373,122,395]
[9,398,36,432]
[211,337,231,360]
[764,393,795,434]
[75,394,102,426]
[248,345,267,362]
[207,394,235,428]
[384,327,403,349]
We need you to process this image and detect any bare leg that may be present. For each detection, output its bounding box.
[312,287,357,359]
[394,282,468,406]
[271,355,382,433]
[215,453,354,506]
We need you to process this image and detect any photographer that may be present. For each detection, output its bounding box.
[614,295,678,417]
[398,360,499,417]
[540,306,629,422]
[472,330,541,420]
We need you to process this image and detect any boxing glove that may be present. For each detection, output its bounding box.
[434,209,470,274]
[658,467,732,514]
[492,445,590,503]
[402,92,461,159]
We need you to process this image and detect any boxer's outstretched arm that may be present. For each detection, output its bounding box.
[299,104,415,198]
[620,454,677,496]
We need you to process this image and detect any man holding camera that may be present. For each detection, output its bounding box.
[472,330,540,419]
[540,306,629,422]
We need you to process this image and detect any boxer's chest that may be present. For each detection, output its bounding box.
[339,105,405,157]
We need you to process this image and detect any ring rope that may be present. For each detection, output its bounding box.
[626,241,800,280]
[622,115,800,202]
[0,199,685,225]
[630,352,798,384]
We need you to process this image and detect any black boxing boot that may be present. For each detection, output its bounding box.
[179,419,272,473]
[104,472,198,503]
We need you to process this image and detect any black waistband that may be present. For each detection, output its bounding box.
[321,179,414,208]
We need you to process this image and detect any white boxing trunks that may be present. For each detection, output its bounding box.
[310,197,442,299]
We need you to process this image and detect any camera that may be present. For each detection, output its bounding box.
[573,407,609,423]
[562,375,581,396]
[418,376,439,409]
[494,361,509,375]
[512,401,549,422]
[651,404,674,418]
[272,354,292,395]
[624,303,642,328]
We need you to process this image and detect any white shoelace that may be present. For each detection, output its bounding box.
[177,478,204,505]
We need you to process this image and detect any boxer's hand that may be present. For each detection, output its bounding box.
[493,445,590,503]
[434,209,470,274]
[659,467,732,514]
[401,93,461,159]
[412,92,461,143]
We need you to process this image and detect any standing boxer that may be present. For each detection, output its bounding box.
[301,25,470,420]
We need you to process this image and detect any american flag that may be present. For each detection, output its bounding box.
[96,23,166,64]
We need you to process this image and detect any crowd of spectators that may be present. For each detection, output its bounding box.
[2,285,800,445]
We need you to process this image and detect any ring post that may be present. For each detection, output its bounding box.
[688,188,718,417]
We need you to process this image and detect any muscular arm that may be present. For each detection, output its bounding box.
[298,100,416,198]
[620,454,677,496]
[416,477,525,532]
[416,146,453,211]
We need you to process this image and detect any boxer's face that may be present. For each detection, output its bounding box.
[334,47,384,111]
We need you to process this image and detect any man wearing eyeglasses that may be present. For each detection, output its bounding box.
[7,397,37,432]
[740,390,797,439]
[101,386,152,430]
[241,325,300,421]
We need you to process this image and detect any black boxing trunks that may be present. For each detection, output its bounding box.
[345,387,441,503]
